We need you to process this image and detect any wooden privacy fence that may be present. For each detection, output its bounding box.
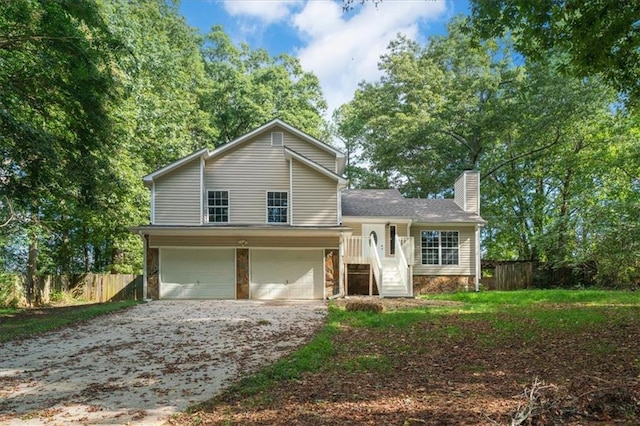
[493,261,537,290]
[71,274,143,302]
[3,274,143,305]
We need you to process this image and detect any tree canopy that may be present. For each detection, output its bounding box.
[0,0,329,303]
[336,17,640,286]
[469,0,640,107]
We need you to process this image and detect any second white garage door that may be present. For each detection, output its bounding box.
[250,249,324,300]
[160,248,235,299]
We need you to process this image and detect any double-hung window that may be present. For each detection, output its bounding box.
[267,191,288,223]
[421,230,459,265]
[208,190,229,223]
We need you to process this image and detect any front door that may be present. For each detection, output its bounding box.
[362,224,386,259]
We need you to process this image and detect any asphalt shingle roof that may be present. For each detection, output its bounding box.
[341,189,485,223]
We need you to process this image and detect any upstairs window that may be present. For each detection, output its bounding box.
[271,132,283,146]
[421,230,459,265]
[267,191,288,223]
[208,190,229,223]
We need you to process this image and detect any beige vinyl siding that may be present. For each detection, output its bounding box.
[454,171,480,214]
[154,159,201,225]
[465,173,479,214]
[454,176,465,210]
[343,221,363,236]
[204,135,289,224]
[149,235,338,248]
[282,130,337,171]
[292,159,338,225]
[342,221,409,238]
[411,225,475,275]
[342,221,410,257]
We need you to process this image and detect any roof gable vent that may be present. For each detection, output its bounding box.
[271,131,283,146]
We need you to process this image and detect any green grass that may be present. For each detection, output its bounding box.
[0,307,19,316]
[188,289,640,411]
[426,288,640,308]
[0,300,139,343]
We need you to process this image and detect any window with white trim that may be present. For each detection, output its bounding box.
[271,132,283,146]
[208,190,229,223]
[421,230,459,265]
[267,191,288,223]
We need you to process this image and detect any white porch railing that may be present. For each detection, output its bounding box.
[343,236,368,264]
[342,234,414,297]
[370,234,383,292]
[397,236,414,266]
[394,235,410,294]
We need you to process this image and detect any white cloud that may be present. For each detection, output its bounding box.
[222,0,295,24]
[292,0,448,115]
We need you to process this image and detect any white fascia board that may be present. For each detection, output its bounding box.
[283,147,347,185]
[273,119,345,158]
[130,225,349,238]
[341,216,412,223]
[143,148,209,186]
[411,221,480,227]
[207,119,345,162]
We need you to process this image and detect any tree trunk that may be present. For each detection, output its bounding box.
[25,232,38,307]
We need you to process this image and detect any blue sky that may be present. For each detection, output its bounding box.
[179,0,470,115]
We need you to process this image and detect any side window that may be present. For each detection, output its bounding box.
[208,190,229,223]
[421,230,459,265]
[267,191,288,223]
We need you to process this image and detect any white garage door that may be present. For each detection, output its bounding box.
[250,249,324,300]
[160,248,235,299]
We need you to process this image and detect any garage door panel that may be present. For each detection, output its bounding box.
[250,250,323,300]
[160,248,235,299]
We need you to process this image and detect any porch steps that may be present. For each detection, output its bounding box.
[379,259,411,297]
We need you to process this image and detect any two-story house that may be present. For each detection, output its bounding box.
[131,119,485,300]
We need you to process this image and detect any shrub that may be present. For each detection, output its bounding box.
[0,273,23,308]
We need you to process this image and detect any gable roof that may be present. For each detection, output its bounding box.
[284,147,347,186]
[142,148,207,187]
[142,119,346,186]
[341,189,485,224]
[206,119,346,172]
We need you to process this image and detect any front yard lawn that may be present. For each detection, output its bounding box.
[170,290,640,425]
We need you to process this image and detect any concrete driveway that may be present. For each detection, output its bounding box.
[0,300,327,425]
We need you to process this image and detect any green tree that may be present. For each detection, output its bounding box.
[337,18,515,196]
[201,25,327,143]
[470,0,640,106]
[0,0,121,302]
[96,0,215,273]
[336,16,639,285]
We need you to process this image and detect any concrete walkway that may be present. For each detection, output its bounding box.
[0,300,327,425]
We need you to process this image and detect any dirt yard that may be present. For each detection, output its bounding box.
[170,297,640,425]
[0,300,327,425]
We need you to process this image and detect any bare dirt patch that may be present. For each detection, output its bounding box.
[0,300,326,425]
[170,298,640,425]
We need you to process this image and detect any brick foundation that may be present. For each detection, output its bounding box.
[236,248,249,299]
[324,249,339,298]
[413,275,475,294]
